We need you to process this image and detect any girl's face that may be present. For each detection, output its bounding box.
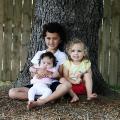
[45,32,61,52]
[40,57,53,69]
[69,43,85,63]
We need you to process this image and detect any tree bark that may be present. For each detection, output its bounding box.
[15,0,114,95]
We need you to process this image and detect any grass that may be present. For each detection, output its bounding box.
[111,85,120,93]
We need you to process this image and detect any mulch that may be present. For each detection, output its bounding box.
[0,89,120,120]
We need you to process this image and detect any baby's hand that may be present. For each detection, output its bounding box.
[35,73,46,79]
[47,73,53,78]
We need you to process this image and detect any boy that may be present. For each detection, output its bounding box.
[9,22,71,109]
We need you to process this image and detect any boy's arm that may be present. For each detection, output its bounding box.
[29,65,38,77]
[50,70,60,79]
[58,64,64,77]
[29,64,51,78]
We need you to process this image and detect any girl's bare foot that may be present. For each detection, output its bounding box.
[87,93,97,100]
[70,95,79,103]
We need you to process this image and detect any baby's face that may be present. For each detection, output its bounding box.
[40,57,53,69]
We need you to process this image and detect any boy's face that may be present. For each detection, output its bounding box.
[45,32,61,51]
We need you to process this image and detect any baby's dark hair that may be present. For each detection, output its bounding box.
[39,52,57,67]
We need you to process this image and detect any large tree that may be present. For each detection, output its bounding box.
[15,0,113,95]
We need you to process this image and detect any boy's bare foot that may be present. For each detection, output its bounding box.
[27,98,48,109]
[27,101,35,110]
[87,93,97,100]
[70,95,79,103]
[36,98,47,105]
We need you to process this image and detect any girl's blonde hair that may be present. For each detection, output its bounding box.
[66,38,89,61]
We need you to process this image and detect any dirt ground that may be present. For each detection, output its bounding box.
[0,88,120,120]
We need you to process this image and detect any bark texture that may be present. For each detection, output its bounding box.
[15,0,112,95]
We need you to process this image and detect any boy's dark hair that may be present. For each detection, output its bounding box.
[42,22,66,50]
[39,52,57,67]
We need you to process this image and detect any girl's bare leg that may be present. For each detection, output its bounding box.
[60,77,79,103]
[69,89,79,103]
[9,87,29,100]
[83,70,97,100]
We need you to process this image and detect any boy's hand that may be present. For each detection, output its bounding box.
[29,66,37,77]
[37,69,52,79]
[29,66,37,73]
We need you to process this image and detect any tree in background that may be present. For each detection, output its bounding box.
[15,0,113,95]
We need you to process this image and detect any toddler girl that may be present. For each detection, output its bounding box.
[63,38,97,102]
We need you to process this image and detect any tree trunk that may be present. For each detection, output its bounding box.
[15,0,113,95]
